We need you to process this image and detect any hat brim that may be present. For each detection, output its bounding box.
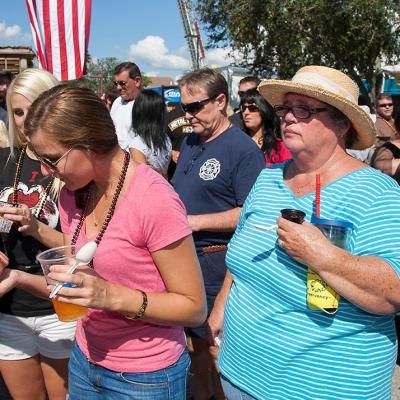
[259,80,376,150]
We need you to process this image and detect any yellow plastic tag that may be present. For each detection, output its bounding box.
[306,268,340,314]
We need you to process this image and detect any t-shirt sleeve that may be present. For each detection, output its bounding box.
[139,179,192,252]
[232,148,265,205]
[127,133,149,154]
[58,187,77,236]
[353,187,400,277]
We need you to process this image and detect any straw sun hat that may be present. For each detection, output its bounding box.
[258,65,376,150]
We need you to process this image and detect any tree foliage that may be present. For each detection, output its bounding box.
[70,57,151,93]
[195,0,400,105]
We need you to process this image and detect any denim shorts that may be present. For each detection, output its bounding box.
[186,249,227,339]
[68,342,191,399]
[220,375,257,400]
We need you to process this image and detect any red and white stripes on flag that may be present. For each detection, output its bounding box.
[26,0,91,81]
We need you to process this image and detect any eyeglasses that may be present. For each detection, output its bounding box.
[180,95,217,115]
[113,80,128,88]
[378,103,393,108]
[240,104,260,113]
[32,148,73,170]
[274,105,328,119]
[184,145,205,174]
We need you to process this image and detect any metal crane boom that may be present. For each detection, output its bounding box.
[177,0,204,70]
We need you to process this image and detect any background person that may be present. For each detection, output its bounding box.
[240,88,291,166]
[229,76,261,131]
[10,84,206,399]
[0,71,14,125]
[129,89,172,177]
[0,68,74,400]
[172,68,265,400]
[110,61,143,150]
[211,66,400,400]
[375,93,398,146]
[100,88,119,112]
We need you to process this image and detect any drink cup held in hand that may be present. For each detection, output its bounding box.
[307,216,354,315]
[280,208,306,224]
[36,245,88,322]
[0,201,15,233]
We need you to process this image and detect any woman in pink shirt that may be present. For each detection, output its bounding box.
[0,85,206,399]
[240,89,292,166]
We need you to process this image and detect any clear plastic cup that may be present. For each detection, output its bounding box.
[36,245,87,322]
[307,217,354,314]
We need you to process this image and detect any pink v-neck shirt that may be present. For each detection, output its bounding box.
[59,164,192,372]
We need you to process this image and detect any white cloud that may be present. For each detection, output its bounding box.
[128,35,190,71]
[0,21,32,44]
[0,21,21,38]
[204,47,241,67]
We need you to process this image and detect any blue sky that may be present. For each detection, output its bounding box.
[0,0,235,81]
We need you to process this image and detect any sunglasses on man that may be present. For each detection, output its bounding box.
[113,80,128,88]
[180,95,218,115]
[378,103,393,108]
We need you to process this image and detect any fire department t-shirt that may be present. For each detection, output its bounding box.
[171,126,265,250]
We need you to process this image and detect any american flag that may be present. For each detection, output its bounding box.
[26,0,92,81]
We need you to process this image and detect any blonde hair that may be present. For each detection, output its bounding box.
[6,68,61,197]
[6,68,59,151]
[0,121,9,148]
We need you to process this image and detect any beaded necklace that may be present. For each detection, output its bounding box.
[13,145,54,219]
[70,151,130,262]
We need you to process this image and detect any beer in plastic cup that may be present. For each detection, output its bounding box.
[307,216,354,314]
[36,245,87,322]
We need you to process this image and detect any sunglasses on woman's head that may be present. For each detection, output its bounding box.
[240,104,260,113]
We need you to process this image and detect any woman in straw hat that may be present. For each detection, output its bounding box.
[208,66,400,399]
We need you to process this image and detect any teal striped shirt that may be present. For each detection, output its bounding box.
[218,163,400,400]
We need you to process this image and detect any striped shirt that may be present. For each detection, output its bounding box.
[218,162,400,400]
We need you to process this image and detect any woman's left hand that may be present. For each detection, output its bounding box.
[0,204,39,235]
[277,217,336,267]
[47,264,111,310]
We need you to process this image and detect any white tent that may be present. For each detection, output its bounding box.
[382,64,400,80]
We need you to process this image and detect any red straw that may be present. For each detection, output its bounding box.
[315,174,321,217]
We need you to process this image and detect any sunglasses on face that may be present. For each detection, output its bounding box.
[378,103,393,108]
[180,95,218,115]
[274,105,328,119]
[113,80,128,88]
[240,104,260,113]
[32,148,73,170]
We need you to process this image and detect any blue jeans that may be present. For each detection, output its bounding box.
[221,375,257,400]
[68,342,190,399]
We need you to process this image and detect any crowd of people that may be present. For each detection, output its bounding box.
[0,61,398,400]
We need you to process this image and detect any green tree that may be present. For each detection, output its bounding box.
[71,56,151,93]
[195,0,400,106]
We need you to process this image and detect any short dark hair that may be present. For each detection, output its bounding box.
[178,67,228,102]
[114,62,142,79]
[375,93,392,106]
[0,70,14,82]
[239,76,261,87]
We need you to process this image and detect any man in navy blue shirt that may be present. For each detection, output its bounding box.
[172,68,264,400]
